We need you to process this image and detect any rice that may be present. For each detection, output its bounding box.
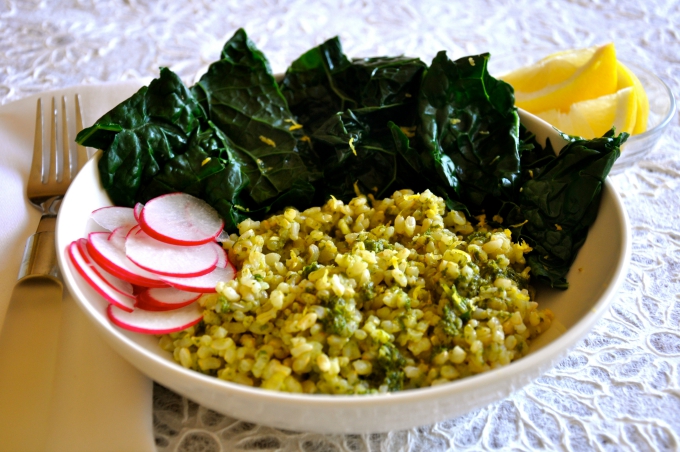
[158,189,553,394]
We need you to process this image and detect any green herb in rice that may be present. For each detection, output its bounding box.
[158,189,553,394]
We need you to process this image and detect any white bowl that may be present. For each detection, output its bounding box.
[56,110,631,434]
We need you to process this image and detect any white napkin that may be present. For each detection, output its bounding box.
[0,82,157,452]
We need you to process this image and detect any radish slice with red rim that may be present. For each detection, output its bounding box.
[91,206,137,232]
[109,224,135,250]
[131,285,147,296]
[88,232,167,288]
[125,228,218,277]
[68,241,135,312]
[130,302,168,312]
[75,238,136,300]
[211,242,228,268]
[107,303,203,334]
[159,262,236,293]
[133,203,144,222]
[136,287,201,311]
[138,193,224,245]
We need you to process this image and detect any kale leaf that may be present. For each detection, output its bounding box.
[309,112,407,201]
[191,28,317,206]
[417,52,520,211]
[76,29,317,231]
[280,37,426,135]
[76,67,204,207]
[515,129,625,288]
[279,37,429,203]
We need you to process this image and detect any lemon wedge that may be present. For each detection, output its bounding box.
[616,61,649,133]
[510,43,618,113]
[500,43,650,140]
[536,87,638,139]
[536,107,595,139]
[500,45,598,93]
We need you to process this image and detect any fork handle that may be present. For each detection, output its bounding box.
[17,215,62,285]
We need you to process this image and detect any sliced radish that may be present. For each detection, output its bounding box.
[125,228,218,277]
[75,239,136,300]
[109,224,135,250]
[107,303,203,334]
[68,241,135,312]
[133,203,144,222]
[211,242,228,268]
[91,206,137,231]
[159,262,236,293]
[130,302,168,312]
[136,287,201,311]
[139,192,224,245]
[87,232,167,288]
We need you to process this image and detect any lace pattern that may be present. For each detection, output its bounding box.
[2,1,678,450]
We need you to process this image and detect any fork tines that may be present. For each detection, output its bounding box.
[31,95,85,188]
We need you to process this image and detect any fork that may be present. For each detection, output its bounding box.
[2,93,156,451]
[17,95,86,285]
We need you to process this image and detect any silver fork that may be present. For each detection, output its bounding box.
[17,95,86,285]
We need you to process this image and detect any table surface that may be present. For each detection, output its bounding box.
[2,1,679,451]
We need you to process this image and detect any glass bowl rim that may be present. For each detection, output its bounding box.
[619,59,676,144]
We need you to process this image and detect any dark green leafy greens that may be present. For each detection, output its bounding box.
[504,130,624,288]
[279,37,425,135]
[75,67,206,208]
[77,29,317,232]
[191,29,316,205]
[76,29,624,293]
[416,51,520,210]
[278,37,428,204]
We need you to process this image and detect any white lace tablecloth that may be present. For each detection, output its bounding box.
[2,1,679,450]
